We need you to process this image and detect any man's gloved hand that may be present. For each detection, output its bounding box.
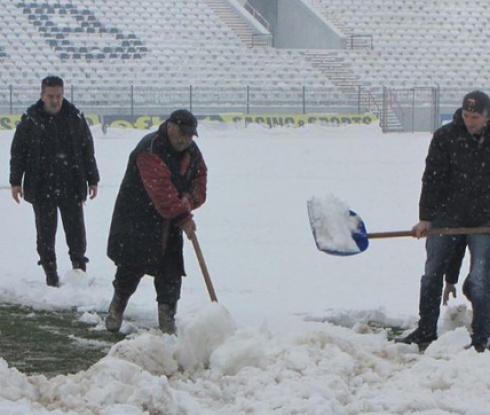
[180,218,196,240]
[442,283,457,306]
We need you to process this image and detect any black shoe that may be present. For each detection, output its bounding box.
[465,340,488,353]
[105,292,128,332]
[46,274,60,287]
[158,303,177,335]
[72,258,88,272]
[41,262,60,287]
[395,328,437,347]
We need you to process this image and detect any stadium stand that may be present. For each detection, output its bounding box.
[1,0,332,91]
[2,0,489,132]
[309,0,490,88]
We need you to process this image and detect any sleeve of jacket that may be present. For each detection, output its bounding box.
[185,154,207,210]
[419,129,451,221]
[136,151,192,226]
[9,116,29,186]
[80,114,100,185]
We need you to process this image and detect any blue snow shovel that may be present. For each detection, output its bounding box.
[307,201,490,256]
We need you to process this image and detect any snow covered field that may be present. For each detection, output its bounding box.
[1,121,488,415]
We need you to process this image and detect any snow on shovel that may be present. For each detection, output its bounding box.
[307,195,490,256]
[307,196,368,256]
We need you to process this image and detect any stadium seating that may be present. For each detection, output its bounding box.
[2,0,489,116]
[311,0,490,87]
[1,0,333,96]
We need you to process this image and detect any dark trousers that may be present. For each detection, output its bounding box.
[419,222,490,345]
[444,237,467,284]
[32,196,86,266]
[112,265,183,306]
[419,233,463,334]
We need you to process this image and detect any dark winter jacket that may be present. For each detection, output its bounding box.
[107,122,207,274]
[9,99,99,203]
[419,108,490,226]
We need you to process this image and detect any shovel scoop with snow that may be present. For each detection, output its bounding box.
[307,196,369,256]
[307,196,490,256]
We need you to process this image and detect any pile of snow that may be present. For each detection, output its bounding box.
[1,123,489,413]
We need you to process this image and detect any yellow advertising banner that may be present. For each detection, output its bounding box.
[0,113,378,131]
[101,113,378,131]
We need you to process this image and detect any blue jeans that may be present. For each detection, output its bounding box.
[419,222,490,345]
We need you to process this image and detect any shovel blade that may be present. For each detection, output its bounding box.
[307,197,369,256]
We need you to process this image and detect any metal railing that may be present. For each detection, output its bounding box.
[347,34,374,50]
[244,1,270,31]
[0,84,375,117]
[251,33,273,47]
[0,84,484,132]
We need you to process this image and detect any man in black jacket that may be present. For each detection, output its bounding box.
[397,91,490,352]
[9,76,100,287]
[105,109,207,334]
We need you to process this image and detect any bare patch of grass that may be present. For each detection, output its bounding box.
[0,304,124,377]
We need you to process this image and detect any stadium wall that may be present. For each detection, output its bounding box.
[248,0,343,49]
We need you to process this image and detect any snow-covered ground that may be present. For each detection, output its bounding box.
[1,121,487,415]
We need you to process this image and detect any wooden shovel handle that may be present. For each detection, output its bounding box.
[191,233,218,302]
[368,227,490,239]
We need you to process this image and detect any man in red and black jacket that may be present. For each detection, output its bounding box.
[106,109,207,334]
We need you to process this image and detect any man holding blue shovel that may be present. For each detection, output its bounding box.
[397,91,490,352]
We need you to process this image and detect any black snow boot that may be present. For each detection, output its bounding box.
[71,257,88,272]
[105,292,128,332]
[42,262,60,287]
[394,327,437,348]
[465,336,489,353]
[158,303,177,335]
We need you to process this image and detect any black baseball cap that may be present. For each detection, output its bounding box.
[168,109,198,136]
[462,91,490,116]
